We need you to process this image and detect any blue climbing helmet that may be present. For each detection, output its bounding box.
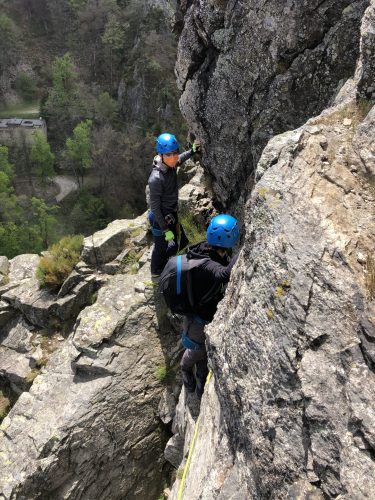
[206,214,240,248]
[156,133,179,154]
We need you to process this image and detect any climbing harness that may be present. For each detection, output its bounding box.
[177,369,213,500]
[181,332,204,351]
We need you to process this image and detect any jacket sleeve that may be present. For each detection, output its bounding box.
[203,253,239,284]
[148,174,168,231]
[177,149,193,166]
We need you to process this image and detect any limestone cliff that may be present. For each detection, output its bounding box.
[170,1,375,498]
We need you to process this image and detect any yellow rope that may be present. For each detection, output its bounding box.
[177,369,213,500]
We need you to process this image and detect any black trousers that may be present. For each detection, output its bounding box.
[150,214,189,275]
[180,316,209,394]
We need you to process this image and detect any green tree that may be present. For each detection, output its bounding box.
[43,54,81,143]
[31,197,58,248]
[64,119,92,189]
[102,13,125,86]
[49,53,77,107]
[15,73,38,102]
[0,146,14,188]
[0,14,20,74]
[94,92,119,124]
[30,133,55,184]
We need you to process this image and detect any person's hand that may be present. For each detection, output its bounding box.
[192,139,201,153]
[164,230,175,242]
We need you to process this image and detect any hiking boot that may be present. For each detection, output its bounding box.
[182,370,196,393]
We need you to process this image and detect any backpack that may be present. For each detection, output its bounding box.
[159,254,211,315]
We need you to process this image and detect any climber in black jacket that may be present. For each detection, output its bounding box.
[181,214,240,398]
[147,132,200,277]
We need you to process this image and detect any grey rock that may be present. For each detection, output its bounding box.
[0,316,33,353]
[176,0,368,205]
[0,301,14,329]
[57,270,83,298]
[352,105,375,176]
[82,213,148,266]
[170,3,375,492]
[0,256,9,283]
[0,256,170,499]
[8,254,40,283]
[178,164,215,227]
[165,433,184,469]
[357,0,375,99]
[1,276,97,329]
[0,347,32,394]
[159,388,177,425]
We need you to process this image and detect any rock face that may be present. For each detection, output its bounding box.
[171,2,375,498]
[176,0,369,205]
[0,247,175,499]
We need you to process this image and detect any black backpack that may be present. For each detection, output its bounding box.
[159,254,212,315]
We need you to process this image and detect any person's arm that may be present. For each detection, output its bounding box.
[203,253,239,283]
[149,175,168,231]
[177,149,193,166]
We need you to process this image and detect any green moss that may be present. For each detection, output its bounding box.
[266,308,274,320]
[155,363,176,384]
[176,466,184,480]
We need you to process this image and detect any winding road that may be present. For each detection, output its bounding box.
[54,175,78,202]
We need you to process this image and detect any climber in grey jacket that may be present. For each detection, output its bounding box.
[148,132,200,276]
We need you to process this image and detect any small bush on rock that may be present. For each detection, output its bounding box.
[36,235,84,290]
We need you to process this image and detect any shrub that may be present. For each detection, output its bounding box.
[36,235,84,290]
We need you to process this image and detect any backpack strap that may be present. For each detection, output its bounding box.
[176,255,182,295]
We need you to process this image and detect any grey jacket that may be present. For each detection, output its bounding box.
[147,150,192,231]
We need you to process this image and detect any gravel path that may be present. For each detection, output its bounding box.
[54,175,78,202]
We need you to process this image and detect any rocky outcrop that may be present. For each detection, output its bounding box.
[176,0,369,206]
[171,2,375,498]
[0,221,178,499]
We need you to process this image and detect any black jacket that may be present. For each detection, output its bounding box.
[187,241,238,322]
[148,150,192,231]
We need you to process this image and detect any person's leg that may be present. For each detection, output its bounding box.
[180,316,207,392]
[181,349,197,392]
[151,233,169,275]
[195,355,209,399]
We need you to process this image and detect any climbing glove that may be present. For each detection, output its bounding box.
[164,230,175,242]
[192,140,201,153]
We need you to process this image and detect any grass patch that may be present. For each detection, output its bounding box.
[155,363,176,384]
[36,235,84,290]
[0,100,40,119]
[120,250,141,275]
[314,100,373,128]
[25,368,40,384]
[0,391,10,421]
[179,211,206,247]
[365,255,375,300]
[357,98,373,121]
